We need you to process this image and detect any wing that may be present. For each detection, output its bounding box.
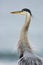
[18,52,43,65]
[18,57,43,65]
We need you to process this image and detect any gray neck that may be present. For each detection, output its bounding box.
[18,14,32,58]
[20,14,31,41]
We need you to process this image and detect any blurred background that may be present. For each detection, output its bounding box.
[0,0,43,65]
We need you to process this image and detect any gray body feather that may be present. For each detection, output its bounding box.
[18,49,43,65]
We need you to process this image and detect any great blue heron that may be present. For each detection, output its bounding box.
[10,8,43,65]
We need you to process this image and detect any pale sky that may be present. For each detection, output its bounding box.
[0,0,43,57]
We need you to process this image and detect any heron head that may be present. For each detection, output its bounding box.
[10,8,32,16]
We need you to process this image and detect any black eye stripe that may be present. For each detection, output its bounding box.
[22,8,32,15]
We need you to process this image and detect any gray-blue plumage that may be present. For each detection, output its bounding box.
[18,49,43,65]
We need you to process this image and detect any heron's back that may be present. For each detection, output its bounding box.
[18,50,43,65]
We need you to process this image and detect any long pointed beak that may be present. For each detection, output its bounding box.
[10,10,25,15]
[10,11,24,15]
